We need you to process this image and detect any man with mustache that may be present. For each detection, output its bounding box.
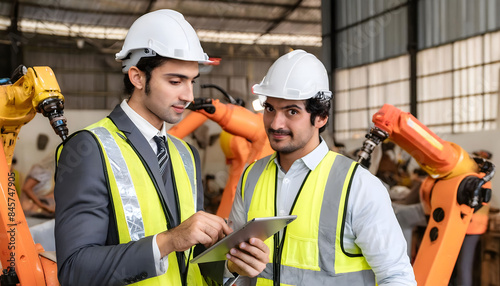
[54,9,269,286]
[228,50,417,285]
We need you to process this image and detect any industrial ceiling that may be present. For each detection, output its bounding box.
[0,0,323,58]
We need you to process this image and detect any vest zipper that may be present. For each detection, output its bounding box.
[272,168,311,286]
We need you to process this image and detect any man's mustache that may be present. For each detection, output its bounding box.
[268,128,292,136]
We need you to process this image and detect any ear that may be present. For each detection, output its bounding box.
[314,115,328,129]
[128,66,145,90]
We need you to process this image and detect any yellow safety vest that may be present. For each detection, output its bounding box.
[72,118,206,285]
[240,151,375,286]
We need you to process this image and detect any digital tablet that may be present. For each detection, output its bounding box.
[190,215,297,264]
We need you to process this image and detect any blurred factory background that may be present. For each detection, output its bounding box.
[3,0,499,205]
[1,1,500,283]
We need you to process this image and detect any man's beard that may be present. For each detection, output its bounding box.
[267,128,299,154]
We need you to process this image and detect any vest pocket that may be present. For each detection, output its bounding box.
[283,233,320,271]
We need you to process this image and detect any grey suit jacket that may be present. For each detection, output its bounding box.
[54,105,206,285]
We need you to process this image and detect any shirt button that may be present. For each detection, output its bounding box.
[279,210,286,216]
[283,178,289,183]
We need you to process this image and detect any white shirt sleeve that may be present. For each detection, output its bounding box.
[152,234,169,275]
[228,177,247,231]
[347,167,417,285]
[227,177,251,285]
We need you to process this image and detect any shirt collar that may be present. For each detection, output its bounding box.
[120,99,168,142]
[269,137,329,171]
[301,138,329,170]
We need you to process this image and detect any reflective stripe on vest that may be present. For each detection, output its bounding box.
[86,126,198,240]
[241,151,375,285]
[74,118,205,286]
[91,126,146,241]
[167,134,198,213]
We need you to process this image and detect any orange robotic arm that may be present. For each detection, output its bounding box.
[196,99,273,218]
[369,104,477,178]
[217,131,252,218]
[357,104,493,286]
[168,98,272,163]
[168,96,273,218]
[168,110,209,139]
[195,99,273,164]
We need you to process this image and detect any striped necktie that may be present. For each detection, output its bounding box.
[153,136,168,177]
[154,135,186,276]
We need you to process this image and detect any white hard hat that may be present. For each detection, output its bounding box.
[252,49,332,100]
[116,9,210,73]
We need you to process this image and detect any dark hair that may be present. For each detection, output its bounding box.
[123,55,169,96]
[305,94,331,133]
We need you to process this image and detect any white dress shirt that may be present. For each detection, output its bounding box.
[229,139,417,285]
[120,100,169,275]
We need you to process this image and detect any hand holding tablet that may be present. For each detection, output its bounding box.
[190,215,297,264]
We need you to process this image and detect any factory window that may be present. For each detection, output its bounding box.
[334,55,410,140]
[417,32,499,134]
[334,31,500,141]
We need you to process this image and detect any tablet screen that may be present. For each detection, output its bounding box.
[190,215,297,264]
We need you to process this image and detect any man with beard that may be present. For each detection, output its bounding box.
[228,50,416,285]
[54,9,268,286]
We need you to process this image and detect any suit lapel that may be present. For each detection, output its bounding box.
[108,106,178,225]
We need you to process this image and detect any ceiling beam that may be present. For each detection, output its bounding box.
[168,0,319,9]
[4,1,319,24]
[254,0,304,44]
[185,16,318,25]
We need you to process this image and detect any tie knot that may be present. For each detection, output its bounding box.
[154,136,168,176]
[154,136,166,153]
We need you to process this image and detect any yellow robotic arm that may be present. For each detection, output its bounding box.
[0,65,67,285]
[0,65,68,167]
